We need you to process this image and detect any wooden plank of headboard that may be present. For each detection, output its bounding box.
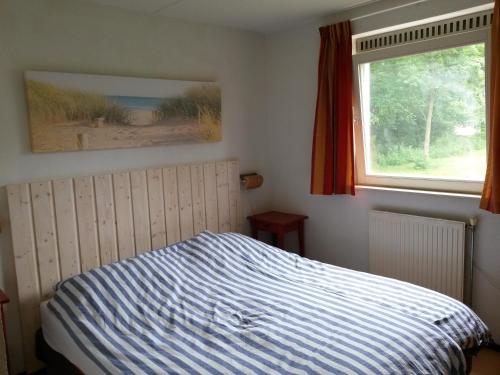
[74,176,100,272]
[228,160,242,232]
[113,173,135,260]
[30,182,60,301]
[216,161,231,232]
[163,166,181,245]
[94,175,119,265]
[130,170,152,254]
[191,164,207,235]
[204,162,219,233]
[53,179,81,279]
[147,169,167,249]
[178,165,195,241]
[7,159,240,373]
[6,184,43,372]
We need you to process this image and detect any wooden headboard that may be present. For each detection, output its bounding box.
[7,159,241,372]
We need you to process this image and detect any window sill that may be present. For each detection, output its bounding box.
[355,184,481,199]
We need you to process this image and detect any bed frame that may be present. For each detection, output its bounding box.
[7,159,241,373]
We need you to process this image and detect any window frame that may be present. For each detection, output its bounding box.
[352,27,491,194]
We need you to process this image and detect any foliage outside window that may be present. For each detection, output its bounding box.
[355,39,488,193]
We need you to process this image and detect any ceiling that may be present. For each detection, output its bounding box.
[85,0,379,33]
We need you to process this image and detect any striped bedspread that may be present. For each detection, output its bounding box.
[47,231,489,374]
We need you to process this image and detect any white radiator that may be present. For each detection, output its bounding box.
[369,210,465,301]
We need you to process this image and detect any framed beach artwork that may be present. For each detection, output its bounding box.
[24,71,222,152]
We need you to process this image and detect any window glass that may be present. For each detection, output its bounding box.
[359,43,486,182]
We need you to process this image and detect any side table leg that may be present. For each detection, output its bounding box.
[298,222,305,257]
[251,224,258,239]
[276,232,285,250]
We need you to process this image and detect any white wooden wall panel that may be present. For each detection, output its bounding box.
[30,182,60,301]
[177,165,194,241]
[74,177,100,272]
[113,173,136,260]
[94,175,118,265]
[203,162,219,233]
[191,164,207,235]
[7,159,240,373]
[6,184,42,372]
[163,167,181,244]
[216,162,231,232]
[53,179,81,279]
[147,169,167,249]
[130,170,151,254]
[228,160,242,232]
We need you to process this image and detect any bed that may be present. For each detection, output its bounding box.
[41,231,489,374]
[7,159,489,374]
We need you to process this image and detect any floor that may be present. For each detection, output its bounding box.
[471,348,500,375]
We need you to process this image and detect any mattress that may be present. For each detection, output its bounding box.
[43,231,489,374]
[41,300,102,374]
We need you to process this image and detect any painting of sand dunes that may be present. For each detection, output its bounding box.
[24,71,222,152]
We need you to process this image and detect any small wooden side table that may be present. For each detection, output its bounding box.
[247,211,308,256]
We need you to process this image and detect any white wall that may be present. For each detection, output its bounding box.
[0,0,270,372]
[265,0,500,344]
[2,0,500,372]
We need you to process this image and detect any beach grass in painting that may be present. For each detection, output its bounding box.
[24,71,222,152]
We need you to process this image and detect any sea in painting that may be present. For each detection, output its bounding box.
[24,71,222,152]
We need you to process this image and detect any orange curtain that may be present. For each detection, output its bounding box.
[310,21,355,195]
[481,2,500,212]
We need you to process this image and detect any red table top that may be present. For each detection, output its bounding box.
[247,211,308,225]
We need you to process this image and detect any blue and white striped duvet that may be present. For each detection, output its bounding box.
[47,231,489,374]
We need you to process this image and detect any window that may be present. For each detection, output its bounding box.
[353,12,491,194]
